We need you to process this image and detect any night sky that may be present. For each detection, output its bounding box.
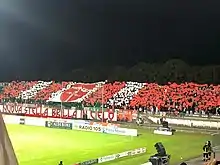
[1,0,220,80]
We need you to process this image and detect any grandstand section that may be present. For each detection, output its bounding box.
[85,81,126,105]
[33,81,68,101]
[0,81,218,114]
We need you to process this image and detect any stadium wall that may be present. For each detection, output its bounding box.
[148,116,220,129]
[3,114,138,136]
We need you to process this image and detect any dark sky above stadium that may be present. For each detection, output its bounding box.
[1,0,220,80]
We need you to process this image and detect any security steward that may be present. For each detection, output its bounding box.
[207,141,213,160]
[203,141,209,161]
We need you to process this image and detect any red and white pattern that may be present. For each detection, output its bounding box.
[0,81,219,111]
[48,82,102,102]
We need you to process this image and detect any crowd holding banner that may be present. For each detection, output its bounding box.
[0,103,137,122]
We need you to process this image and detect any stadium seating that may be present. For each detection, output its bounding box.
[85,81,126,105]
[33,81,68,101]
[107,82,145,107]
[48,82,101,103]
[19,81,53,100]
[0,81,37,99]
[0,81,219,113]
[130,82,220,112]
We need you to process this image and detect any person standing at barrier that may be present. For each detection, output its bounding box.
[207,141,213,161]
[203,141,211,161]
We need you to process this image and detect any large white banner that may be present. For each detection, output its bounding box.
[98,147,146,164]
[0,104,117,121]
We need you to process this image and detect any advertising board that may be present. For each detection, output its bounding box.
[19,118,25,125]
[77,124,102,133]
[2,114,137,136]
[97,147,146,164]
[2,114,19,124]
[102,127,138,136]
[153,130,173,136]
[79,159,98,165]
[98,154,116,163]
[45,121,73,130]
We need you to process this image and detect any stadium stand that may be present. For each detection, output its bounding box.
[130,82,220,112]
[85,81,126,105]
[33,81,68,101]
[0,81,36,99]
[19,81,53,100]
[0,81,219,113]
[107,81,145,107]
[47,82,102,103]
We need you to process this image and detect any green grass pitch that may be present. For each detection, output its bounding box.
[6,124,210,165]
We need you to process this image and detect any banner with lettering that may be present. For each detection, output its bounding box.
[79,158,98,165]
[0,104,117,121]
[117,109,137,122]
[77,125,102,132]
[89,122,120,127]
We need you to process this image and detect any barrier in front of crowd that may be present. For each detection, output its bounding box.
[3,114,138,136]
[148,116,220,129]
[0,103,138,122]
[73,147,146,165]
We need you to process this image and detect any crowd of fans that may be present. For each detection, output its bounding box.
[85,81,126,106]
[0,81,219,114]
[130,82,220,114]
[0,81,37,100]
[33,81,69,101]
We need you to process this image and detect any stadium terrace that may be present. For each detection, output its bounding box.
[0,81,219,114]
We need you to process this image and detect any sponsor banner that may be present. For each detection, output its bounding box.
[0,104,117,121]
[126,147,146,156]
[45,121,73,130]
[79,159,98,165]
[72,123,136,136]
[77,124,102,133]
[141,162,153,165]
[114,151,128,159]
[19,118,25,125]
[89,121,120,128]
[2,115,20,124]
[3,114,136,137]
[102,127,138,136]
[98,154,116,163]
[153,130,173,136]
[98,147,146,164]
[131,148,146,155]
